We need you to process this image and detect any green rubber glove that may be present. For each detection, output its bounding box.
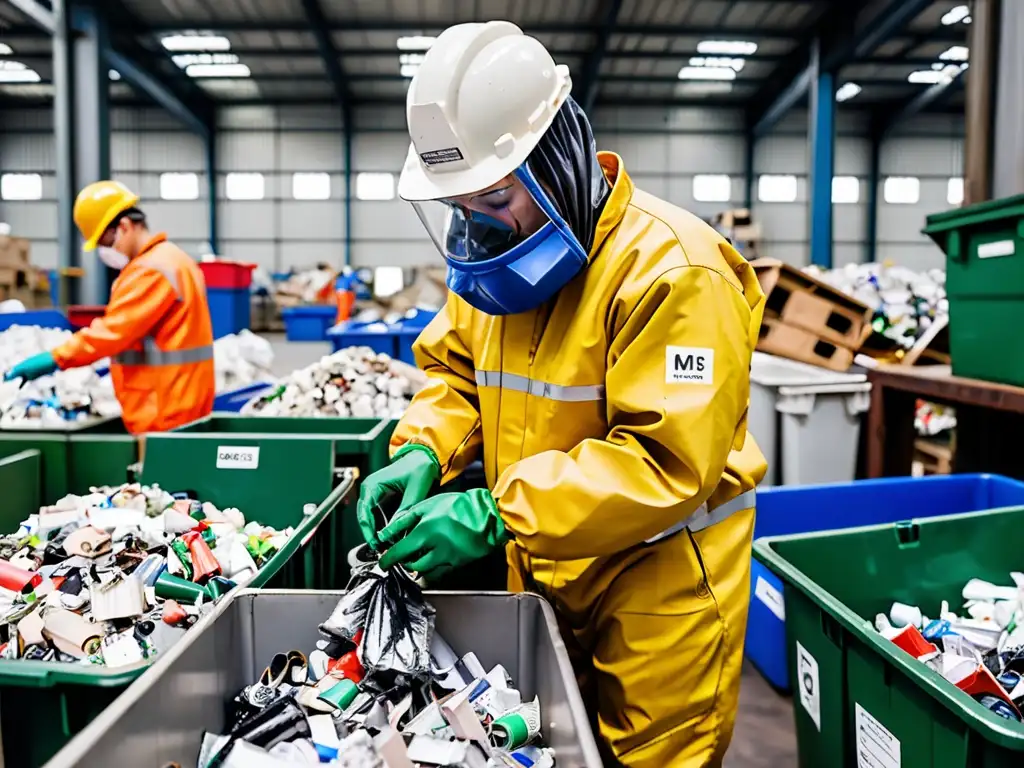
[378,488,510,579]
[356,443,440,552]
[4,351,57,382]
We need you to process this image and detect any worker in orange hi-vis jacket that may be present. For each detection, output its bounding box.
[4,180,215,434]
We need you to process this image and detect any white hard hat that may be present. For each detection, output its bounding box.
[397,20,572,202]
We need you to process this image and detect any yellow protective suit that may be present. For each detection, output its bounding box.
[391,152,767,766]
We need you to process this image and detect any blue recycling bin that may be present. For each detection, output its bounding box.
[282,306,336,341]
[327,322,399,356]
[0,310,71,332]
[213,381,276,413]
[206,288,251,339]
[747,473,1024,692]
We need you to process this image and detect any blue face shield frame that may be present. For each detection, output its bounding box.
[411,163,590,316]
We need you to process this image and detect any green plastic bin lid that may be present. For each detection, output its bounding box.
[923,193,1024,235]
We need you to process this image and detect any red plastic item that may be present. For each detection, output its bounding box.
[183,532,221,583]
[955,664,1021,714]
[889,625,940,659]
[199,261,256,290]
[0,559,42,594]
[327,650,365,683]
[162,600,189,625]
[67,305,106,329]
[335,290,355,324]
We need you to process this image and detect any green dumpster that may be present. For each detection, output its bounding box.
[161,415,393,587]
[0,417,136,504]
[924,194,1024,386]
[753,505,1024,768]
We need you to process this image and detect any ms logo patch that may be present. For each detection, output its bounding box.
[666,346,714,384]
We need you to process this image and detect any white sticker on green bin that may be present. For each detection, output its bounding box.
[855,703,901,768]
[977,239,1015,259]
[216,446,260,469]
[796,641,821,732]
[755,575,785,621]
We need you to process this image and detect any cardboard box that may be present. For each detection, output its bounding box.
[753,258,872,350]
[0,236,30,269]
[711,209,762,242]
[757,317,855,372]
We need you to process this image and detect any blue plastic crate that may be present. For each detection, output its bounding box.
[213,381,276,413]
[747,473,1024,692]
[207,288,251,339]
[0,310,71,332]
[327,322,399,356]
[282,306,336,342]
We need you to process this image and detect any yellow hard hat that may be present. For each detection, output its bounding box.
[73,180,140,251]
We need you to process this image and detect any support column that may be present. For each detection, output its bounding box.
[206,134,219,254]
[865,130,881,263]
[808,39,835,268]
[55,1,111,304]
[342,103,353,267]
[743,130,755,210]
[963,0,998,204]
[992,0,1024,199]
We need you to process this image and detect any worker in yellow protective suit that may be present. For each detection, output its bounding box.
[356,21,767,766]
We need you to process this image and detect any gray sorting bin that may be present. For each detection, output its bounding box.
[45,590,603,768]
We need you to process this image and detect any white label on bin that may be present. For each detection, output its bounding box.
[666,347,714,384]
[796,641,821,732]
[755,575,786,620]
[855,703,901,768]
[977,239,1015,259]
[216,446,260,470]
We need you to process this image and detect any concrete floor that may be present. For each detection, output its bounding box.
[266,336,801,766]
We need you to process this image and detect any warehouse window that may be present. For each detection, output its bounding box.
[883,176,920,205]
[292,172,331,200]
[0,173,43,200]
[832,176,860,204]
[757,175,798,203]
[225,172,265,201]
[356,172,395,201]
[159,172,199,200]
[947,177,964,205]
[692,174,731,203]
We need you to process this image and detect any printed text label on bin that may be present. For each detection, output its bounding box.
[754,575,786,620]
[796,641,821,732]
[855,703,901,768]
[216,446,260,470]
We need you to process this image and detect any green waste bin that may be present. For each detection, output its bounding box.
[159,415,394,587]
[753,505,1024,768]
[924,194,1024,386]
[0,417,136,504]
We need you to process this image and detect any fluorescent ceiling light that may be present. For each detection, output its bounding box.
[675,81,734,96]
[941,5,970,25]
[0,61,40,83]
[688,56,745,72]
[173,53,240,68]
[939,46,969,61]
[397,36,435,51]
[678,66,736,81]
[908,70,947,84]
[108,69,121,80]
[186,63,251,78]
[835,82,861,102]
[0,44,13,55]
[161,34,231,51]
[696,40,757,56]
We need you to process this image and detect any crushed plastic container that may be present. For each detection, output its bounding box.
[747,474,1024,692]
[753,504,1024,768]
[749,351,870,486]
[45,590,603,768]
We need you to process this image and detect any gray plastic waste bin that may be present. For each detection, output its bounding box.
[44,590,603,768]
[749,351,870,485]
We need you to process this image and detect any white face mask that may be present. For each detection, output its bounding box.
[96,246,129,271]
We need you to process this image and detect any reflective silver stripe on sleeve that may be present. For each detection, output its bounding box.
[474,369,605,402]
[114,336,213,366]
[645,489,757,545]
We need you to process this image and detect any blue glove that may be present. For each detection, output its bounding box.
[5,352,58,382]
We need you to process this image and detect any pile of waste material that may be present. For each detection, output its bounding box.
[876,575,1024,721]
[275,267,338,305]
[214,330,275,392]
[915,398,957,436]
[199,552,555,767]
[243,348,420,419]
[804,262,948,349]
[0,483,293,668]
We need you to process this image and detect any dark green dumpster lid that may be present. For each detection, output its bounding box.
[922,193,1024,235]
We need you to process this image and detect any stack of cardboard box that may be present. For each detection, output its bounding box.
[711,208,761,260]
[0,236,49,308]
[752,258,873,372]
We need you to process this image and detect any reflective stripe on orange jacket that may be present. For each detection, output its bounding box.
[52,233,215,434]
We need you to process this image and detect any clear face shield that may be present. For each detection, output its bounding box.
[411,163,574,266]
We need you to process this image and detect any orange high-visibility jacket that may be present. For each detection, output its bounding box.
[53,233,215,434]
